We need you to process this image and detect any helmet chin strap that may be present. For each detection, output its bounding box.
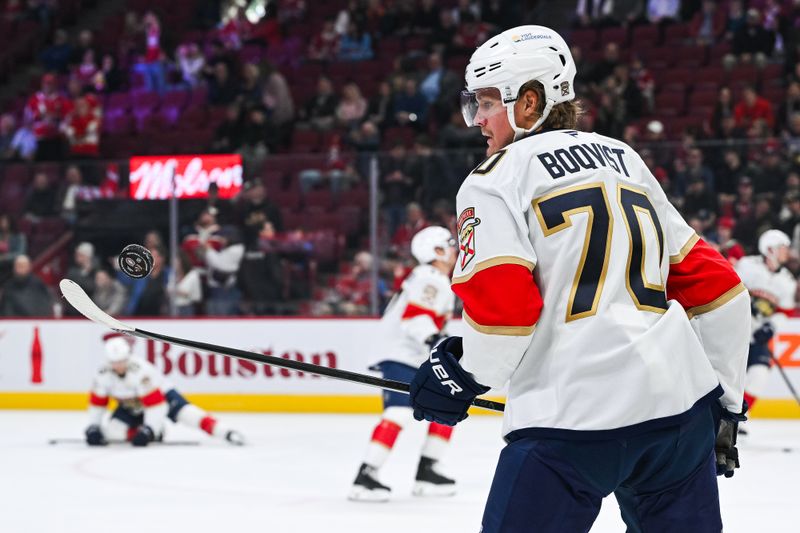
[508,99,555,141]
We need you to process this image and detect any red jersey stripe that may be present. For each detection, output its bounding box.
[402,303,446,330]
[667,238,743,315]
[453,262,542,335]
[140,388,166,407]
[89,392,109,407]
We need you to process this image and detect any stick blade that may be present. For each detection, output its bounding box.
[59,279,134,333]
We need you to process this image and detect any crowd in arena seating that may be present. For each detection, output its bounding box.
[1,0,800,318]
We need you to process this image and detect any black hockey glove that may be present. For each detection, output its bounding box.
[752,322,775,344]
[131,425,155,447]
[85,424,107,446]
[712,401,747,478]
[410,336,490,426]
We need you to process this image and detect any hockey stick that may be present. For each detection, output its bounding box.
[770,353,800,407]
[59,280,505,413]
[48,438,200,446]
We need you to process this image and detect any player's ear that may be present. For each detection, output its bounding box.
[520,89,538,117]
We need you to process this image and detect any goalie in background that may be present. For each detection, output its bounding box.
[84,332,245,447]
[348,227,458,502]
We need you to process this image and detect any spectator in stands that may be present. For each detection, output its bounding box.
[438,108,483,150]
[414,0,442,33]
[127,245,170,316]
[302,75,338,130]
[367,80,394,130]
[97,54,122,94]
[70,30,96,68]
[594,88,626,139]
[237,105,273,171]
[751,140,790,194]
[587,42,621,89]
[171,252,202,316]
[76,49,98,89]
[238,63,265,107]
[682,175,718,219]
[238,179,283,241]
[23,172,57,220]
[712,216,744,264]
[61,97,100,158]
[177,43,206,87]
[65,242,97,312]
[380,140,418,237]
[613,64,644,120]
[715,149,747,197]
[0,213,26,279]
[419,52,460,124]
[347,119,381,179]
[723,0,746,41]
[391,202,428,258]
[133,12,167,93]
[58,165,85,224]
[629,57,655,114]
[40,28,72,74]
[92,269,127,316]
[144,230,165,253]
[393,77,428,128]
[411,134,455,209]
[25,73,70,160]
[725,7,775,68]
[196,182,234,226]
[181,208,224,268]
[239,219,283,315]
[691,0,726,46]
[336,82,368,130]
[0,255,52,317]
[710,86,735,137]
[0,114,17,157]
[647,0,680,24]
[430,9,458,54]
[777,81,800,135]
[203,227,245,316]
[574,0,613,27]
[208,61,240,106]
[299,132,354,193]
[330,250,387,315]
[211,103,243,153]
[452,12,490,52]
[338,22,373,62]
[261,62,294,147]
[308,19,339,62]
[0,115,36,161]
[676,147,716,197]
[734,85,775,132]
[781,191,800,253]
[784,113,800,165]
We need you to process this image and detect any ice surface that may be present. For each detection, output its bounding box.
[0,411,797,533]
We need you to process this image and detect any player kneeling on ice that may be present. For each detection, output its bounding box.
[349,227,458,502]
[84,333,245,447]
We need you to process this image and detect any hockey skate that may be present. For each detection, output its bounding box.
[225,430,245,446]
[348,463,391,502]
[412,457,456,497]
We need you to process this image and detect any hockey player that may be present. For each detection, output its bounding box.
[349,226,458,502]
[735,229,797,416]
[85,333,244,446]
[409,26,750,532]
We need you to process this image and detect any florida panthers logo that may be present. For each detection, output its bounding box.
[457,207,481,270]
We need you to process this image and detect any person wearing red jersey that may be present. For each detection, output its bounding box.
[349,227,458,502]
[409,25,750,533]
[85,333,244,446]
[25,73,70,159]
[62,97,100,158]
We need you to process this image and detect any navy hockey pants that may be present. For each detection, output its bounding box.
[111,389,190,426]
[480,407,721,533]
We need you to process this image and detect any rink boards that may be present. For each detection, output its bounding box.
[0,317,798,418]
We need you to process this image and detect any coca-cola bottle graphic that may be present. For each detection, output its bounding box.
[31,326,43,384]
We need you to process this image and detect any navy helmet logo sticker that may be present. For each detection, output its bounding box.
[457,207,481,270]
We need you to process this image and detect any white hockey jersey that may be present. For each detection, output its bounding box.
[735,254,797,332]
[452,129,750,439]
[88,356,169,433]
[374,264,455,368]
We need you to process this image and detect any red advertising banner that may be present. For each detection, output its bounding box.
[129,154,243,200]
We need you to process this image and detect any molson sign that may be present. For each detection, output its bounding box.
[129,154,243,200]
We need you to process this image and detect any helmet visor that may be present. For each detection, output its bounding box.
[460,87,507,127]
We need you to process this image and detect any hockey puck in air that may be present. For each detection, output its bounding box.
[118,244,154,279]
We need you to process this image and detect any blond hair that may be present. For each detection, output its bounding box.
[519,80,582,130]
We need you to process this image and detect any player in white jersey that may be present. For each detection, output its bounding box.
[735,230,797,417]
[85,333,244,446]
[348,227,458,502]
[408,26,751,532]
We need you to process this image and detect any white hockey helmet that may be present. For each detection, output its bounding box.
[758,229,791,257]
[104,333,132,363]
[411,226,456,264]
[461,25,577,140]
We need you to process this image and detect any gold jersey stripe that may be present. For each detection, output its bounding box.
[452,256,535,285]
[463,311,536,336]
[669,233,700,264]
[686,283,747,318]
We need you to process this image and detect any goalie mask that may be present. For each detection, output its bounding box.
[461,25,576,140]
